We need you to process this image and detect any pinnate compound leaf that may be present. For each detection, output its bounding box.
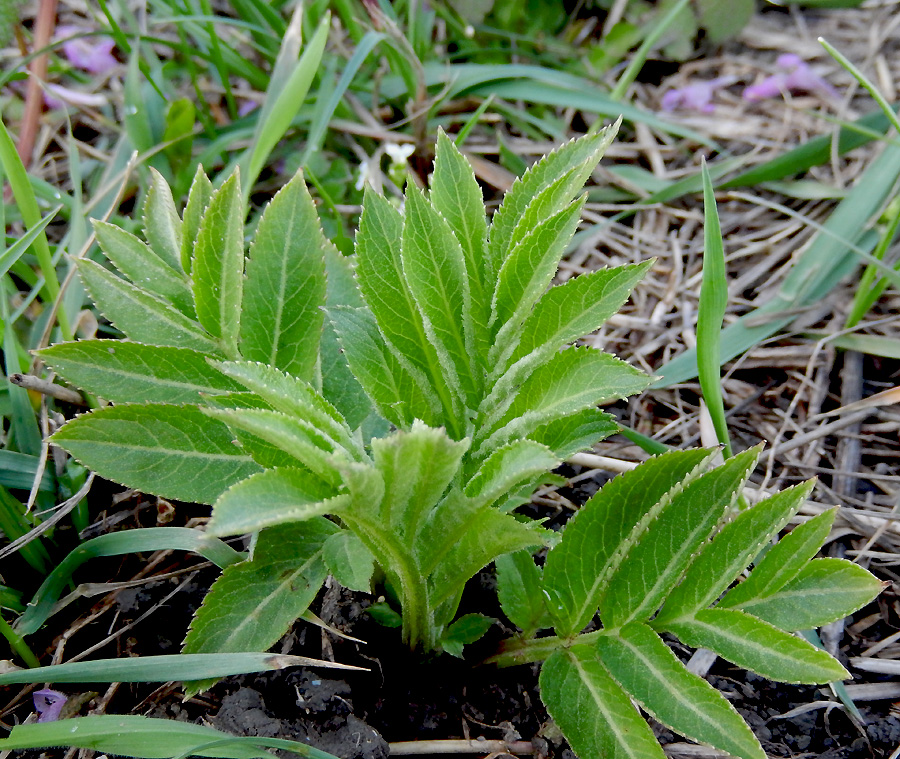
[212,361,356,455]
[181,164,214,274]
[431,130,490,362]
[596,623,765,759]
[321,247,373,428]
[491,198,585,346]
[143,167,183,271]
[543,448,713,637]
[719,508,838,610]
[193,170,244,355]
[202,407,343,487]
[402,185,478,405]
[465,439,559,505]
[529,408,619,461]
[427,508,547,611]
[38,341,241,404]
[502,262,652,373]
[664,608,849,683]
[369,421,469,539]
[51,404,261,504]
[540,646,665,759]
[323,531,376,593]
[654,480,816,626]
[240,171,327,381]
[476,347,650,459]
[93,220,194,316]
[486,126,618,283]
[601,446,761,628]
[329,306,440,428]
[182,518,338,695]
[77,259,218,354]
[355,190,443,395]
[496,550,552,634]
[727,558,883,631]
[208,467,344,537]
[440,613,495,658]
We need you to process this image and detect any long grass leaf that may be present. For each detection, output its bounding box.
[0,652,362,685]
[16,528,246,635]
[696,161,732,455]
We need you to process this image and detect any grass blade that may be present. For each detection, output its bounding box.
[696,161,732,455]
[16,527,246,635]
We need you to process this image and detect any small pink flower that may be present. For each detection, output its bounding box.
[33,689,67,722]
[661,77,736,113]
[55,26,118,75]
[743,54,838,102]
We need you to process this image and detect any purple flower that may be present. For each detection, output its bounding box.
[661,77,736,113]
[743,54,838,102]
[55,26,118,75]
[33,689,67,722]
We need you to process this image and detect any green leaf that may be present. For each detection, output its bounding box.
[719,508,838,610]
[143,167,184,271]
[208,467,344,537]
[543,448,713,637]
[491,198,585,348]
[487,127,617,284]
[329,305,440,429]
[601,446,760,628]
[501,262,652,373]
[529,408,619,461]
[496,550,552,635]
[193,170,244,356]
[323,531,376,593]
[697,0,754,42]
[0,715,277,758]
[77,259,218,353]
[202,407,343,487]
[465,439,559,505]
[476,347,650,459]
[93,220,194,316]
[727,558,883,631]
[402,185,479,407]
[540,646,665,759]
[426,508,547,611]
[182,164,214,274]
[240,172,327,381]
[0,652,351,686]
[51,404,262,504]
[665,608,849,683]
[212,361,357,456]
[440,613,495,658]
[17,528,245,636]
[38,341,241,404]
[654,480,816,626]
[355,190,446,401]
[430,130,490,363]
[596,623,765,759]
[368,421,469,540]
[183,519,338,694]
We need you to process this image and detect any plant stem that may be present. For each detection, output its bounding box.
[0,614,40,668]
[485,629,605,668]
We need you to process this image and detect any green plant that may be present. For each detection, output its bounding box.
[16,126,883,759]
[34,124,648,661]
[491,446,882,759]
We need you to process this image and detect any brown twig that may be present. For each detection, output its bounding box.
[17,0,59,167]
[9,373,84,405]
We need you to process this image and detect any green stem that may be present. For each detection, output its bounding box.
[0,614,40,668]
[485,629,605,668]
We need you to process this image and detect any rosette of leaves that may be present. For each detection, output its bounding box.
[39,124,654,666]
[492,446,883,759]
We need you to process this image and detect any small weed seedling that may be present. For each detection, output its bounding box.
[5,127,881,759]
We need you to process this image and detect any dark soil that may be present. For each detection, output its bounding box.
[5,481,900,759]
